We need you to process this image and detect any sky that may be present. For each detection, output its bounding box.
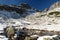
[0,0,60,10]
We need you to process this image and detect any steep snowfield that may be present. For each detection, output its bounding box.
[0,6,60,40]
[0,4,60,32]
[0,10,60,32]
[0,10,36,30]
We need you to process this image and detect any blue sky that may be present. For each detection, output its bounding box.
[0,0,60,10]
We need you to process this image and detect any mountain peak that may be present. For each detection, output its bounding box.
[49,1,60,10]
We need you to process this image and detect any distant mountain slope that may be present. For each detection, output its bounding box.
[0,2,60,31]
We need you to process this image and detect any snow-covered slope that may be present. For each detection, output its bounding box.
[21,2,60,31]
[0,2,60,32]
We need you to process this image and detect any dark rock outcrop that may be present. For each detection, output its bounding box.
[0,3,31,14]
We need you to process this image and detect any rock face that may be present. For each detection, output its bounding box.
[0,2,60,33]
[49,1,60,10]
[0,3,33,14]
[0,3,40,33]
[1,2,60,40]
[0,1,60,31]
[22,1,60,32]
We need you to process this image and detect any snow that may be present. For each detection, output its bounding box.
[37,35,58,40]
[0,35,8,40]
[0,4,60,40]
[30,35,39,38]
[48,7,60,14]
[0,9,60,31]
